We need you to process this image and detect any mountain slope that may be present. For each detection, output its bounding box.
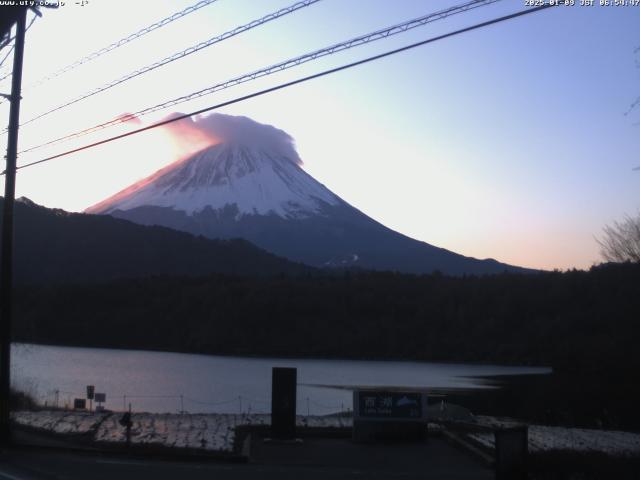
[87,142,340,218]
[1,197,311,285]
[102,201,521,275]
[87,114,532,275]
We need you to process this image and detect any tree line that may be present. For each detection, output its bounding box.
[12,262,640,373]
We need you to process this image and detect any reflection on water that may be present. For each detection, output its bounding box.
[11,343,550,415]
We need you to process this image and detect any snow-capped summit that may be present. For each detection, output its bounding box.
[87,142,340,218]
[87,113,529,275]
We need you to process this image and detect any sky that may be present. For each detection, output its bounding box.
[0,0,638,271]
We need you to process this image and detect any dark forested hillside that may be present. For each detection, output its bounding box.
[0,197,311,284]
[13,262,640,372]
[12,261,640,429]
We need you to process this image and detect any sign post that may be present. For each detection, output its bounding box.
[86,385,95,412]
[94,392,106,412]
[119,403,132,448]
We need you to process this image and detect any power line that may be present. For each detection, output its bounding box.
[0,13,37,77]
[0,35,14,52]
[5,2,558,175]
[15,0,321,129]
[22,0,221,91]
[128,0,502,120]
[17,0,501,155]
[0,44,15,72]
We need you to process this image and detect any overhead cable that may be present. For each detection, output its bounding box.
[5,2,558,175]
[0,13,38,80]
[24,0,222,90]
[17,0,501,154]
[15,0,321,129]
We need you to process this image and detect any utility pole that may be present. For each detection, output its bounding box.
[0,8,27,447]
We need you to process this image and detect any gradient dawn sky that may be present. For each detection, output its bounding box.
[0,0,638,271]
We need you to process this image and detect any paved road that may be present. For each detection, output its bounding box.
[0,437,493,479]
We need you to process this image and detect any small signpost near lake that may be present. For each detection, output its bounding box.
[353,390,428,443]
[86,385,95,412]
[94,392,106,412]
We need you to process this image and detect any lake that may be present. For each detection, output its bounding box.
[11,343,550,415]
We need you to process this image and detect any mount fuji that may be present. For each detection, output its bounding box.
[87,114,528,275]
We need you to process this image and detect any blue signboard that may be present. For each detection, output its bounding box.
[355,391,426,420]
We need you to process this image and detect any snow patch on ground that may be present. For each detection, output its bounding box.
[12,410,108,435]
[469,417,640,458]
[12,411,352,453]
[14,410,639,458]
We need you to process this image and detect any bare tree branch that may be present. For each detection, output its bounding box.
[597,214,640,263]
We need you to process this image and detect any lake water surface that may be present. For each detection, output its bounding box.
[11,343,550,415]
